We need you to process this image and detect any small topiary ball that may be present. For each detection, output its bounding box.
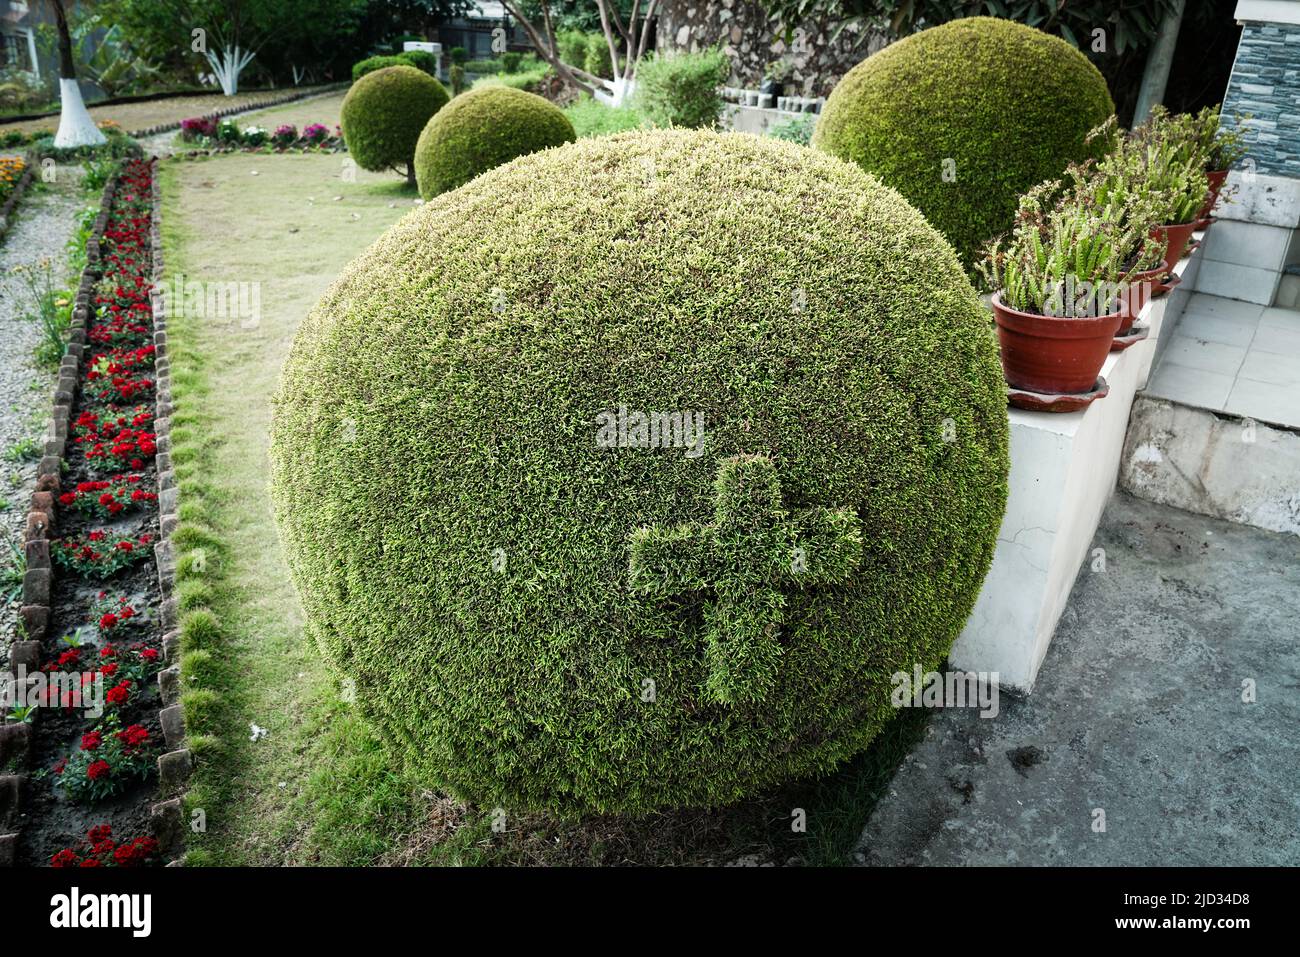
[270,129,1009,815]
[341,65,449,182]
[813,16,1115,270]
[413,85,576,199]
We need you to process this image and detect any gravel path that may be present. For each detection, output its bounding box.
[0,172,86,660]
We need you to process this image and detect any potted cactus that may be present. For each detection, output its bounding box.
[981,180,1159,397]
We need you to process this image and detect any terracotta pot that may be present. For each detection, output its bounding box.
[1118,265,1165,321]
[992,293,1126,395]
[1151,221,1198,276]
[1196,169,1229,221]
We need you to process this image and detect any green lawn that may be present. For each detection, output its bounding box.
[162,150,928,866]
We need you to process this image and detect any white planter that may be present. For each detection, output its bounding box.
[758,93,773,109]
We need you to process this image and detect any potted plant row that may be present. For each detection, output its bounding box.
[981,104,1241,408]
[981,177,1163,403]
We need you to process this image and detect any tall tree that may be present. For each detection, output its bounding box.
[48,0,107,147]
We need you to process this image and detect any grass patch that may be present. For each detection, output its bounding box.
[563,95,648,138]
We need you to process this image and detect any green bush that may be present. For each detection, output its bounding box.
[270,129,1009,815]
[584,34,615,79]
[27,126,141,163]
[563,95,647,138]
[768,113,816,145]
[449,64,465,96]
[813,16,1115,270]
[557,30,587,68]
[501,52,522,74]
[341,65,449,182]
[449,46,467,64]
[462,58,501,74]
[398,49,439,76]
[470,67,549,94]
[352,54,407,81]
[414,85,575,198]
[633,48,729,130]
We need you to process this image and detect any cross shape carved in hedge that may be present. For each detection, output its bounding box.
[627,454,863,706]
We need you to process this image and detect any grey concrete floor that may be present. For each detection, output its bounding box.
[856,491,1300,866]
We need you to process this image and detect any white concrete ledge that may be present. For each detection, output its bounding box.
[949,239,1202,692]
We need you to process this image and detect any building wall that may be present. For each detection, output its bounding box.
[655,1,888,97]
[1222,18,1300,177]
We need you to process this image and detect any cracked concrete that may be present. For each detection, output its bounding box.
[856,491,1300,866]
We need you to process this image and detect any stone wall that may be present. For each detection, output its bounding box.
[1222,19,1300,177]
[655,1,889,97]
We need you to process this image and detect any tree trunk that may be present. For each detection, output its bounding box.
[1133,0,1186,124]
[51,0,107,148]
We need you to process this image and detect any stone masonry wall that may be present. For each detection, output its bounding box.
[1222,20,1300,177]
[656,1,889,97]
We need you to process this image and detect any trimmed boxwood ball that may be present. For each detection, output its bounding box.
[270,129,1009,815]
[413,85,575,199]
[341,65,449,184]
[813,16,1115,269]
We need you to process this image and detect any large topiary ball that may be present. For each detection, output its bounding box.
[341,65,449,182]
[270,129,1009,815]
[413,86,575,199]
[813,16,1115,269]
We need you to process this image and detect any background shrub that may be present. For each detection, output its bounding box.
[634,48,729,129]
[449,46,468,64]
[270,129,1009,815]
[414,85,575,198]
[398,49,439,76]
[563,95,647,138]
[557,30,587,68]
[813,16,1115,270]
[584,34,615,78]
[352,54,407,81]
[501,52,523,74]
[341,65,449,181]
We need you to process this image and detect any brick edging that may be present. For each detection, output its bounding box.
[0,172,119,867]
[144,160,192,865]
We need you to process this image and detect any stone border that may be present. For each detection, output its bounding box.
[144,160,191,865]
[0,164,35,245]
[0,172,118,867]
[129,83,349,140]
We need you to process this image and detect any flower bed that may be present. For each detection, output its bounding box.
[3,156,182,868]
[178,114,345,153]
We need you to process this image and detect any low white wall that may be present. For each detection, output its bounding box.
[949,239,1203,693]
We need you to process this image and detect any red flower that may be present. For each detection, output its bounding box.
[88,824,112,842]
[140,647,159,661]
[59,493,76,505]
[80,731,102,751]
[106,681,131,705]
[99,662,118,677]
[86,760,111,780]
[100,613,118,630]
[116,724,149,748]
[57,649,80,668]
[51,849,80,867]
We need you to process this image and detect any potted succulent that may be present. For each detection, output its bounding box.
[980,180,1158,397]
[1110,111,1210,294]
[1188,105,1248,226]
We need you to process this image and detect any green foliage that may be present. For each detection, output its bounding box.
[352,54,408,81]
[471,67,550,93]
[449,64,466,96]
[501,52,523,74]
[557,30,588,68]
[768,113,817,145]
[414,85,575,198]
[27,127,142,164]
[270,129,1009,815]
[563,95,647,138]
[583,33,615,78]
[398,49,439,76]
[449,46,468,64]
[341,65,449,177]
[1189,105,1249,171]
[980,177,1162,315]
[814,16,1115,270]
[1097,107,1211,226]
[633,49,729,130]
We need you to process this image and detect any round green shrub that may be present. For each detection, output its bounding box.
[352,54,406,81]
[584,33,614,78]
[341,65,449,181]
[398,49,439,76]
[813,16,1115,270]
[270,129,1009,815]
[413,85,575,198]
